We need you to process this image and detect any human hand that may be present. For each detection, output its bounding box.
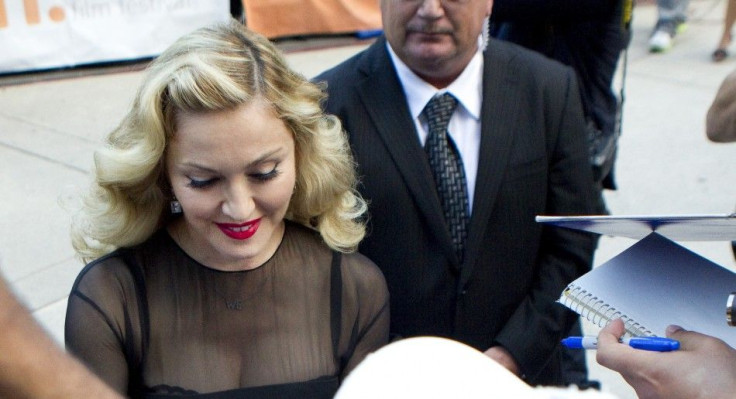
[596,318,736,399]
[483,346,520,376]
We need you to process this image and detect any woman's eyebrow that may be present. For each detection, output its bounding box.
[179,148,284,172]
[247,148,284,166]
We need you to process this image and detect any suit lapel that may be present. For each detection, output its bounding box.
[355,38,458,263]
[460,40,523,289]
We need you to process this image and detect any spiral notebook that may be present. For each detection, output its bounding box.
[558,232,736,347]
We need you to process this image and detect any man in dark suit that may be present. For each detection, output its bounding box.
[315,0,597,385]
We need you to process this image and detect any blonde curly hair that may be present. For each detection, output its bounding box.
[72,19,367,262]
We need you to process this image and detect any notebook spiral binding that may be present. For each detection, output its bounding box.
[560,284,653,337]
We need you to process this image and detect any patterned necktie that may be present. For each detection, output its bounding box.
[423,93,470,262]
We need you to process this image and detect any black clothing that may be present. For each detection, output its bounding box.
[65,221,389,398]
[316,37,598,385]
[490,3,630,386]
[491,0,631,190]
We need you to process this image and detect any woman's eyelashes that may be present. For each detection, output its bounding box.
[185,165,281,189]
[187,177,218,189]
[252,166,280,182]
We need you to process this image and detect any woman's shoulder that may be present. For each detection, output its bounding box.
[283,221,386,287]
[71,230,170,297]
[69,249,140,314]
[342,251,381,273]
[340,251,387,293]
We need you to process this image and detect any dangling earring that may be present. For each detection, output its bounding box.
[170,199,182,214]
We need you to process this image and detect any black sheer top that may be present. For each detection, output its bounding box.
[65,222,389,398]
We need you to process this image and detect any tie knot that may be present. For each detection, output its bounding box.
[423,93,458,133]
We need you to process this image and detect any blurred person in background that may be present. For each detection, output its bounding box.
[711,0,736,62]
[705,68,736,259]
[649,0,690,52]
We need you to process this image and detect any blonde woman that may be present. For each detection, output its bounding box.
[65,19,388,399]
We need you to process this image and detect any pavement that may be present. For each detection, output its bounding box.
[1,2,735,398]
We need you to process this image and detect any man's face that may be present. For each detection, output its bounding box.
[381,0,493,88]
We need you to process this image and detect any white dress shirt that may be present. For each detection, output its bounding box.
[386,43,483,213]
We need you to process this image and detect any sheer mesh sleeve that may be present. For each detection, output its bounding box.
[338,252,390,377]
[65,255,143,395]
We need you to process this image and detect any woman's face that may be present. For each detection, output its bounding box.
[165,99,296,271]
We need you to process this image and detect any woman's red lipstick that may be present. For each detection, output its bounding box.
[216,219,261,240]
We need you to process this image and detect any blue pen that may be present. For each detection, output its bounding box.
[561,336,680,352]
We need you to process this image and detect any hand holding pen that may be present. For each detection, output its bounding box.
[593,318,736,399]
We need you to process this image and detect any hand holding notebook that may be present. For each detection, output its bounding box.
[537,214,736,345]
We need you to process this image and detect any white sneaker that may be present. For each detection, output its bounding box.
[649,29,673,52]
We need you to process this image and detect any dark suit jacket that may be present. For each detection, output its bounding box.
[315,37,597,385]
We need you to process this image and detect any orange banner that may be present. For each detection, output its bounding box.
[243,0,381,39]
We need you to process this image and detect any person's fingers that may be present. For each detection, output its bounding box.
[665,324,684,336]
[598,318,626,346]
[666,325,725,351]
[663,324,700,349]
[596,319,635,370]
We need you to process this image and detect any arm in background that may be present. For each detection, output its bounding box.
[0,274,122,399]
